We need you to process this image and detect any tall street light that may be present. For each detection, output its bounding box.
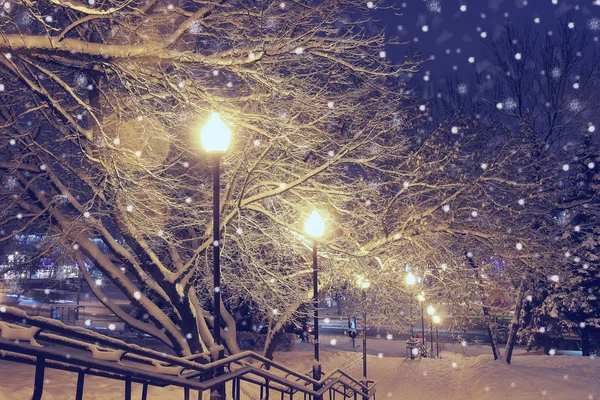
[417,292,426,345]
[200,112,232,400]
[356,275,371,398]
[304,210,325,390]
[433,315,441,358]
[427,305,435,356]
[405,272,416,337]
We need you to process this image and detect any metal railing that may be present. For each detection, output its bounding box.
[0,305,376,400]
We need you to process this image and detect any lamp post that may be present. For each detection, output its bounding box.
[433,315,441,358]
[201,112,232,400]
[405,272,416,337]
[417,292,425,345]
[427,305,435,356]
[304,210,325,391]
[356,275,371,397]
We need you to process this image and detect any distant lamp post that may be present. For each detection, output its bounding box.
[356,275,371,397]
[201,112,232,400]
[417,292,426,344]
[427,305,435,355]
[405,272,416,337]
[433,315,441,358]
[304,210,325,389]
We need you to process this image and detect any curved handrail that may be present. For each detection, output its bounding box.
[0,305,376,398]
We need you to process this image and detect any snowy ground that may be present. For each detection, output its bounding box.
[1,336,599,399]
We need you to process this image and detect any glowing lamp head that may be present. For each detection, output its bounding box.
[405,272,416,286]
[356,275,371,290]
[427,305,435,316]
[417,293,425,302]
[200,112,232,153]
[304,210,325,238]
[433,315,441,324]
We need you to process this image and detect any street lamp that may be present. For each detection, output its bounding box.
[417,292,425,345]
[427,305,435,356]
[433,315,441,358]
[356,275,371,397]
[201,112,232,400]
[405,272,416,286]
[304,210,325,389]
[405,272,416,337]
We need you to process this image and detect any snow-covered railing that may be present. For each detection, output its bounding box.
[0,305,376,400]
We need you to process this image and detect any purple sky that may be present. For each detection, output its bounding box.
[378,0,600,84]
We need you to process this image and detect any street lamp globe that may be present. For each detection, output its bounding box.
[433,315,441,324]
[304,210,325,238]
[405,272,416,286]
[417,292,425,302]
[427,305,435,316]
[357,275,371,290]
[200,112,232,153]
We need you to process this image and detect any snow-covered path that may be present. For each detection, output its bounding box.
[2,338,600,399]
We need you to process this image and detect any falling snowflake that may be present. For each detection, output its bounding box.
[457,83,468,95]
[568,99,582,112]
[16,11,34,26]
[550,67,561,79]
[74,73,88,89]
[426,0,442,13]
[504,98,518,111]
[5,176,17,190]
[189,22,203,34]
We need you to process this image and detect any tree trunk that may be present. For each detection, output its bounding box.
[505,279,526,364]
[465,252,500,360]
[482,306,501,360]
[581,326,590,356]
[263,329,285,362]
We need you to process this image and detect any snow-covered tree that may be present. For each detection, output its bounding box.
[0,0,565,362]
[432,16,600,361]
[0,0,424,357]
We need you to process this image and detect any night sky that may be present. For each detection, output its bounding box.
[378,0,600,84]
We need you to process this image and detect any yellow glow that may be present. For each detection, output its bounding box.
[356,275,371,290]
[427,305,435,315]
[417,293,425,302]
[200,112,232,153]
[405,272,416,286]
[304,210,325,238]
[433,315,441,324]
